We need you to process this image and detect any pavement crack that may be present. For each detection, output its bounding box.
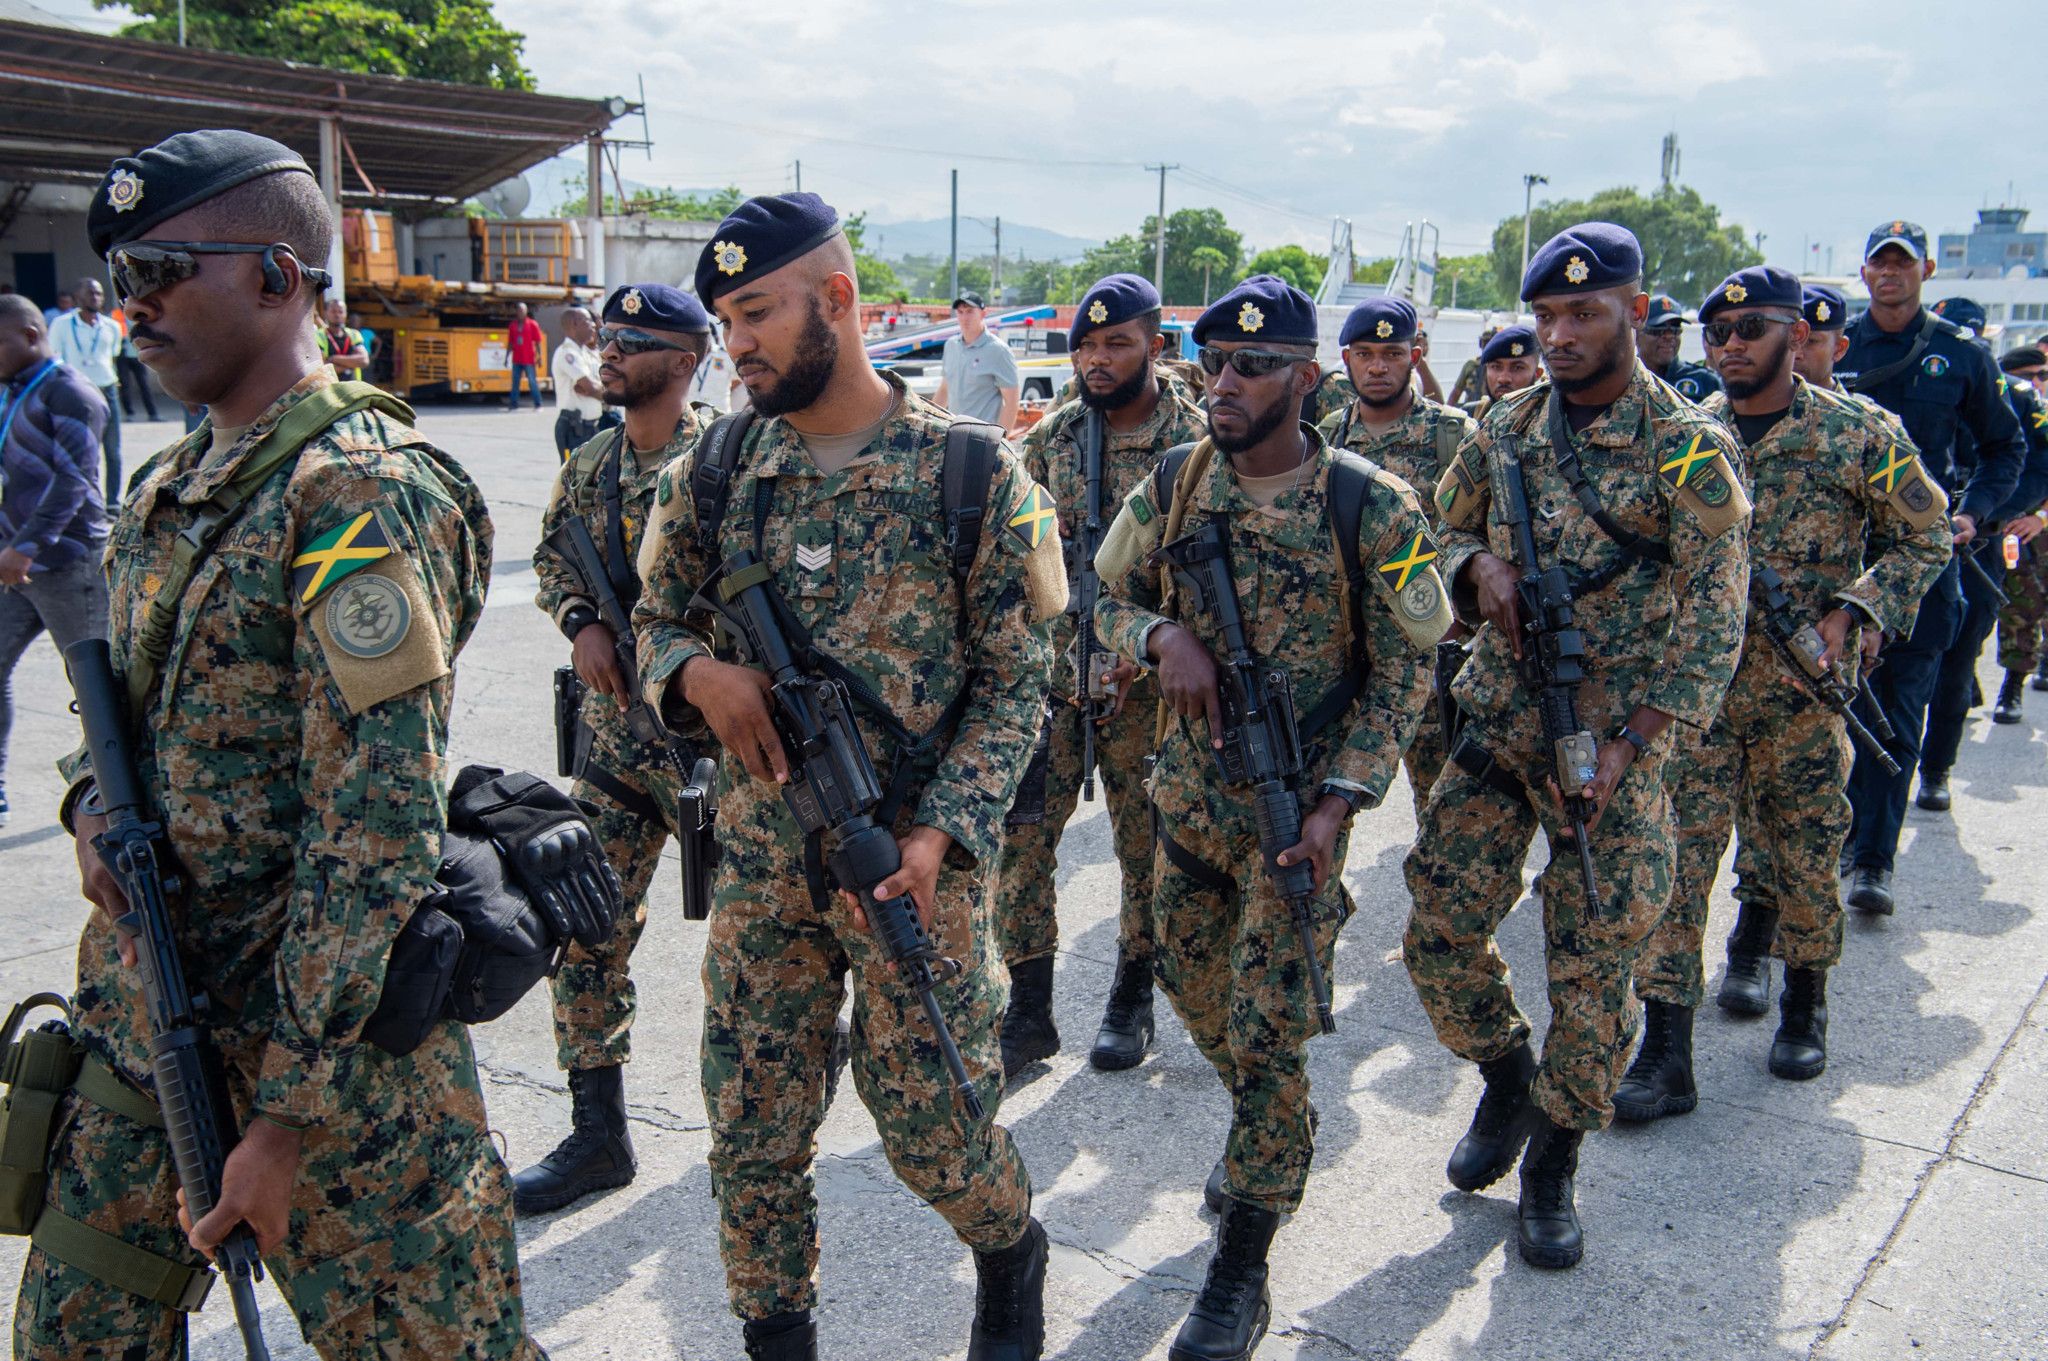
[478,1060,707,1133]
[1272,1322,1368,1357]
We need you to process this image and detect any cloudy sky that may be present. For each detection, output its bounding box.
[39,0,2036,274]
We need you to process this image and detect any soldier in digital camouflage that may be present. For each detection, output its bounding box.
[1404,223,1749,1271]
[1619,267,1951,1125]
[630,194,1062,1361]
[1093,275,1444,1361]
[16,132,542,1359]
[1316,295,1475,818]
[995,272,1206,1079]
[514,282,726,1216]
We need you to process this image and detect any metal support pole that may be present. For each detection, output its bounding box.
[949,169,959,303]
[992,217,1001,302]
[794,159,802,192]
[1520,173,1547,288]
[586,134,607,290]
[1146,164,1176,292]
[317,117,344,308]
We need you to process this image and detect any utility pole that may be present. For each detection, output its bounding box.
[1146,164,1177,293]
[1754,229,1767,257]
[794,160,801,193]
[949,169,959,303]
[178,0,186,44]
[992,216,1002,302]
[1521,173,1548,286]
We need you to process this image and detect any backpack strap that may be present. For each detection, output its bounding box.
[1296,452,1374,743]
[126,380,413,715]
[941,421,1002,637]
[598,426,636,605]
[689,408,757,550]
[1153,441,1202,541]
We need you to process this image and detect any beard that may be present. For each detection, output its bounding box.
[1078,363,1151,412]
[1551,326,1636,396]
[1722,332,1792,401]
[1358,374,1412,410]
[602,363,672,410]
[1207,387,1294,454]
[748,298,839,418]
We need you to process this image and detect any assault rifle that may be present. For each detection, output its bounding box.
[1750,566,1901,777]
[64,638,272,1361]
[694,550,986,1118]
[1156,520,1335,1034]
[1073,409,1115,800]
[1493,436,1602,913]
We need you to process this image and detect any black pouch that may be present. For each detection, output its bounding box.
[1005,699,1054,828]
[677,756,721,921]
[0,995,79,1235]
[553,666,591,778]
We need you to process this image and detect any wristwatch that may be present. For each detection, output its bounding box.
[1615,725,1651,759]
[1318,783,1365,818]
[559,604,602,642]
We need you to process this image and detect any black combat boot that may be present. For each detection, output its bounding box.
[1993,670,2027,724]
[512,1065,636,1216]
[743,1311,817,1360]
[2033,657,2048,692]
[1089,951,1156,1071]
[1770,966,1829,1081]
[1717,904,1781,1016]
[1000,956,1060,1079]
[967,1217,1048,1360]
[1446,1042,1538,1192]
[1915,771,1951,811]
[1846,866,1894,916]
[1516,1118,1585,1269]
[1612,1001,1697,1123]
[1169,1198,1281,1361]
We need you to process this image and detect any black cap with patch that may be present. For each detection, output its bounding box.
[89,129,314,260]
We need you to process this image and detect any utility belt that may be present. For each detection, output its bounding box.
[0,995,215,1312]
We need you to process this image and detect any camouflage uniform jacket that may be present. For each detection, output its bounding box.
[61,367,491,1127]
[1020,374,1206,680]
[1316,394,1475,526]
[1434,362,1750,736]
[1094,429,1447,810]
[535,405,708,752]
[633,372,1063,868]
[1700,377,1951,645]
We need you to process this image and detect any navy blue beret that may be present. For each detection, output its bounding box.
[1521,222,1643,301]
[1802,285,1849,331]
[604,283,710,333]
[1339,296,1417,347]
[1070,273,1160,347]
[1931,296,1987,335]
[1698,266,1804,323]
[1193,274,1317,347]
[1644,293,1687,329]
[695,192,842,306]
[1479,325,1538,365]
[1865,220,1928,262]
[89,130,314,260]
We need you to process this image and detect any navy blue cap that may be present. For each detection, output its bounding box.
[1478,325,1538,365]
[1070,273,1160,347]
[1339,296,1417,347]
[1865,220,1929,262]
[604,283,711,334]
[1521,222,1643,301]
[1931,296,1987,335]
[89,129,314,259]
[1802,285,1848,331]
[1698,266,1804,324]
[1644,293,1687,329]
[1192,274,1317,347]
[695,192,842,305]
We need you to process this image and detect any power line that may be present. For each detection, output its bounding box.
[686,115,1144,170]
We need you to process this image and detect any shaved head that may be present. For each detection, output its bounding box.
[0,293,41,329]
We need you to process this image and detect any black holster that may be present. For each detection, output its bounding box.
[677,756,720,921]
[1005,698,1054,828]
[553,666,592,778]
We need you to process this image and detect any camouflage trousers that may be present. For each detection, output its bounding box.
[1997,547,2048,672]
[1403,715,1675,1131]
[702,812,1031,1322]
[1151,773,1348,1215]
[550,728,689,1071]
[1402,693,1450,823]
[994,682,1157,967]
[15,1016,540,1360]
[1638,651,1852,1008]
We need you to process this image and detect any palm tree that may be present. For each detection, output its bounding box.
[1190,246,1230,305]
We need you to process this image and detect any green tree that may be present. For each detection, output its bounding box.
[560,177,746,221]
[1074,207,1243,306]
[106,0,534,89]
[1189,246,1231,304]
[1435,252,1509,311]
[1243,244,1327,297]
[842,213,900,300]
[1489,185,1762,305]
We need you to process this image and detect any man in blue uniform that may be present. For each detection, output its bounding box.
[1637,293,1721,403]
[1839,222,2024,912]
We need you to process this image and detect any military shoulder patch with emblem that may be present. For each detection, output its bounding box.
[1433,443,1488,530]
[1005,482,1058,553]
[1657,428,1750,537]
[292,507,396,606]
[1866,440,1948,532]
[1370,520,1452,649]
[305,554,448,714]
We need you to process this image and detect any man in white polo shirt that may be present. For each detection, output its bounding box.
[934,290,1020,428]
[50,276,123,503]
[550,304,609,461]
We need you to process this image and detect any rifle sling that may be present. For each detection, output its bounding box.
[599,427,637,608]
[1843,310,1943,394]
[1542,391,1671,581]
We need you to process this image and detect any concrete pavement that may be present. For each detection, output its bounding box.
[1,404,2043,1360]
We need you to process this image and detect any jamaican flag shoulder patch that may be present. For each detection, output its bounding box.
[292,507,396,606]
[1005,482,1058,553]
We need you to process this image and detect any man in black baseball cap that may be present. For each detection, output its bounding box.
[935,288,1020,427]
[1637,292,1721,402]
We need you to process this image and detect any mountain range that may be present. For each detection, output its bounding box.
[859,218,1101,264]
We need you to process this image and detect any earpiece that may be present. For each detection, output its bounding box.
[258,245,289,296]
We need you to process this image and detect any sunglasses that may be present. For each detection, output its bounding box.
[108,241,330,302]
[1702,315,1795,347]
[1196,346,1308,378]
[598,326,692,356]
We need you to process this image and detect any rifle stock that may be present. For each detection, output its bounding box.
[1751,565,1901,776]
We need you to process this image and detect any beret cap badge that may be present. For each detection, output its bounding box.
[1510,342,1525,356]
[1375,319,1393,339]
[1724,283,1748,304]
[106,167,144,213]
[1563,256,1590,285]
[1088,300,1109,324]
[713,240,748,276]
[1815,300,1831,322]
[621,288,644,315]
[1237,302,1264,333]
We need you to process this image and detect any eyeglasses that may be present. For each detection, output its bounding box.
[1702,315,1794,347]
[598,326,692,356]
[108,241,330,302]
[1196,346,1308,378]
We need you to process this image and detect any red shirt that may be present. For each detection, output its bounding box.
[508,317,544,365]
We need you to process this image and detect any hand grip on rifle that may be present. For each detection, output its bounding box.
[545,516,680,762]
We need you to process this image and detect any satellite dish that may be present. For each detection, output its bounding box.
[474,175,532,220]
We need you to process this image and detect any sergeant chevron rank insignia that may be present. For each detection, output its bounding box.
[292,508,394,604]
[795,542,833,572]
